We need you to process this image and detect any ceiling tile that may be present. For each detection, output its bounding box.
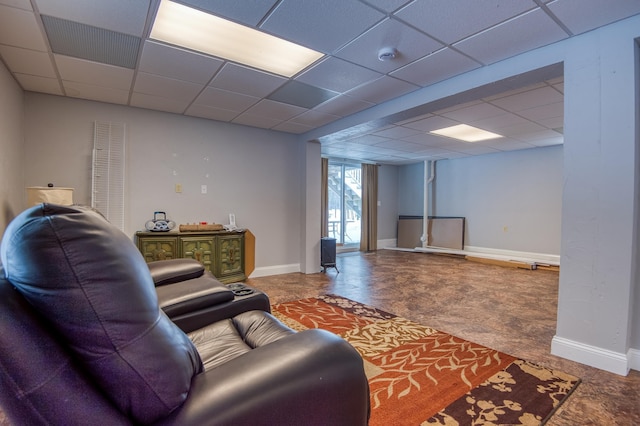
[489,86,564,111]
[261,0,385,53]
[130,92,190,114]
[395,0,535,44]
[374,139,427,152]
[0,45,56,77]
[138,41,224,84]
[179,0,279,26]
[439,102,506,123]
[362,0,412,13]
[63,80,129,104]
[373,125,422,139]
[193,86,259,112]
[232,113,282,129]
[297,56,381,92]
[133,72,204,101]
[0,0,32,10]
[34,0,150,37]
[266,80,339,109]
[313,94,375,117]
[243,99,307,121]
[14,73,63,94]
[291,110,341,127]
[0,5,48,50]
[209,63,286,97]
[469,112,533,133]
[336,18,443,73]
[453,8,569,65]
[272,120,313,134]
[55,54,134,90]
[185,104,239,122]
[517,101,563,122]
[402,115,459,132]
[346,75,419,104]
[547,0,640,35]
[390,47,480,87]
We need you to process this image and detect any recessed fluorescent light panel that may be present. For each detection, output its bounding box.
[150,0,324,77]
[430,124,503,142]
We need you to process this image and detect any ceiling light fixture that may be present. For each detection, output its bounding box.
[430,124,503,142]
[150,0,324,77]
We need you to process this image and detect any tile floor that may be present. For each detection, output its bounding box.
[246,249,640,426]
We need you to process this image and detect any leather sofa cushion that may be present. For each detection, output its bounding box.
[0,204,202,424]
[189,310,295,371]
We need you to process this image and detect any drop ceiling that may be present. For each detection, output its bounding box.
[1,0,639,164]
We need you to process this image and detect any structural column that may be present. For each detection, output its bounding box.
[552,20,639,375]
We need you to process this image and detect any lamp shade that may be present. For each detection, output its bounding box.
[27,187,74,206]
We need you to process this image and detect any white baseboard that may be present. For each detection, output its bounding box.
[249,263,300,278]
[629,348,640,371]
[551,336,632,376]
[464,246,560,265]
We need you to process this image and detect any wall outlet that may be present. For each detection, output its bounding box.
[175,183,182,193]
[201,184,207,194]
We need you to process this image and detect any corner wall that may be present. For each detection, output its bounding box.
[0,61,24,239]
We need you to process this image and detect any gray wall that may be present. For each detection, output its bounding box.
[377,164,398,241]
[433,145,562,254]
[0,59,24,238]
[23,93,303,271]
[397,162,424,216]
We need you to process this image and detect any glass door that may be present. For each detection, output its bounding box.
[328,162,361,246]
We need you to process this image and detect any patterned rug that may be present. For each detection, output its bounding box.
[271,295,580,426]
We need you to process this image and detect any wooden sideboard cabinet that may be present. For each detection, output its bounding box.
[136,230,246,283]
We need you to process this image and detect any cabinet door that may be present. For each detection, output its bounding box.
[138,237,178,262]
[217,234,244,281]
[180,237,215,272]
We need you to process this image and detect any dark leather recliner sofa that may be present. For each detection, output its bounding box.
[0,204,370,425]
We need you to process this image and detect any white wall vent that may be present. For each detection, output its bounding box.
[92,121,126,231]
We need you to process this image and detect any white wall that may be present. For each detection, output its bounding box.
[433,145,562,255]
[23,93,303,271]
[0,60,24,239]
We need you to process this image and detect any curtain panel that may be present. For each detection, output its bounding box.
[360,163,378,252]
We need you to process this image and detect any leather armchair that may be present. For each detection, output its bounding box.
[0,204,370,425]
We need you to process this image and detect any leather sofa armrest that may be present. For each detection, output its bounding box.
[156,275,234,318]
[148,259,205,286]
[159,329,370,426]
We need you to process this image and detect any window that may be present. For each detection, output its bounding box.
[328,162,361,247]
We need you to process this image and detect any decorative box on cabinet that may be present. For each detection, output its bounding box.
[136,230,246,283]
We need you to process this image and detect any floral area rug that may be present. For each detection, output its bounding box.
[271,295,580,426]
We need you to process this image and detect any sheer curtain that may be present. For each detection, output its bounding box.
[360,163,378,252]
[321,157,329,238]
